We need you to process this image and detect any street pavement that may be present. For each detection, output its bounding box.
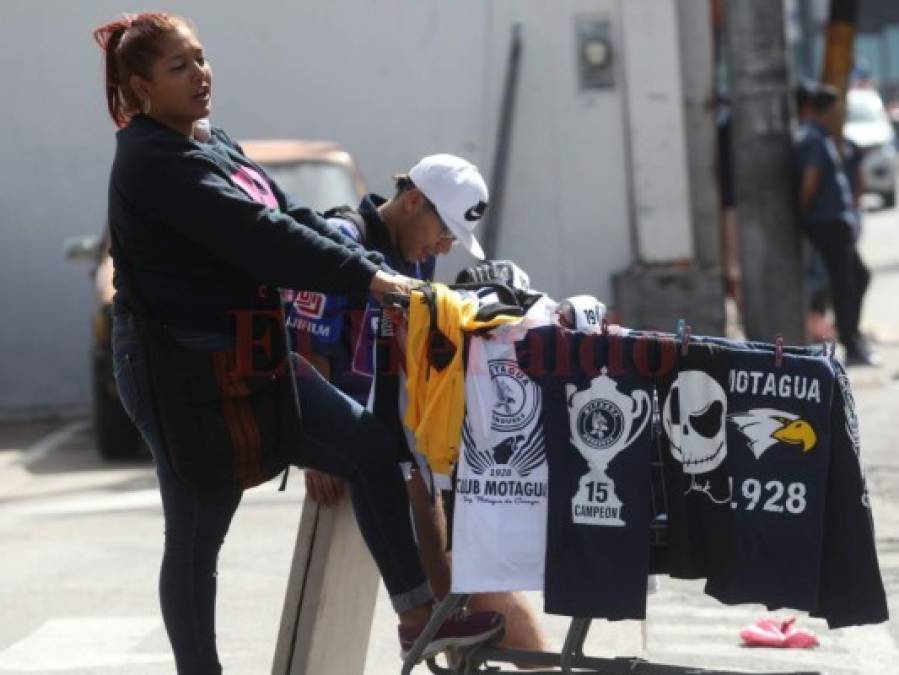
[0,204,897,674]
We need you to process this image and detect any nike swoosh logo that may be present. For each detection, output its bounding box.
[464,200,488,221]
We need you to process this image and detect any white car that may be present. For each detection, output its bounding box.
[844,88,897,208]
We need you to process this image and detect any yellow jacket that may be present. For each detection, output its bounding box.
[404,283,521,475]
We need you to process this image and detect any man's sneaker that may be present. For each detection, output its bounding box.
[399,608,505,661]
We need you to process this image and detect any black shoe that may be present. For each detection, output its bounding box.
[845,343,881,367]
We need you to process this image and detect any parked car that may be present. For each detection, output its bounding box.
[843,87,897,208]
[66,140,366,459]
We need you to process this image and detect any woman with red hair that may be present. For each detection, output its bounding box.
[93,13,502,674]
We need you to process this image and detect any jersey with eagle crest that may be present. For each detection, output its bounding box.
[695,346,834,614]
[685,336,887,627]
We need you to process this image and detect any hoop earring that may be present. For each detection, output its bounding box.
[141,98,151,115]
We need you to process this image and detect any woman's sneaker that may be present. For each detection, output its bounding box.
[398,609,505,661]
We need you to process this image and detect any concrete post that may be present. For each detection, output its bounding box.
[724,0,805,344]
[676,0,721,271]
[272,496,380,675]
[620,0,694,264]
[612,0,725,337]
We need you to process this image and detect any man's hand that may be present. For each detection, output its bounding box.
[304,469,345,507]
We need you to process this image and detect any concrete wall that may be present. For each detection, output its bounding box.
[620,0,694,264]
[0,0,694,414]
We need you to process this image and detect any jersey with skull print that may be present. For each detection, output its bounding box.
[658,341,738,583]
[661,341,833,613]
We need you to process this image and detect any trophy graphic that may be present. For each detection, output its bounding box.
[566,371,650,526]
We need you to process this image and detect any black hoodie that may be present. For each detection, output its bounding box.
[108,114,384,333]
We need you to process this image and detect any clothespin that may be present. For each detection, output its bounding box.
[775,334,784,368]
[681,325,691,357]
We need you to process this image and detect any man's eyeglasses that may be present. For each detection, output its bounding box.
[424,197,456,242]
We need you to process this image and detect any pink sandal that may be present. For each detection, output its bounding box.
[740,617,819,649]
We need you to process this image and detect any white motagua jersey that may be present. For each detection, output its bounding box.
[451,306,553,593]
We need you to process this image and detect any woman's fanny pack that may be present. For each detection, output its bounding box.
[110,224,302,494]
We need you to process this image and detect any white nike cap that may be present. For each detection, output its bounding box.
[408,154,488,259]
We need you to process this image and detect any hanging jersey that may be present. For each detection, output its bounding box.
[518,327,664,620]
[451,295,556,592]
[661,335,887,625]
[683,337,887,625]
[702,348,833,613]
[658,341,738,583]
[813,359,888,628]
[285,194,435,405]
[404,284,525,475]
[452,332,548,592]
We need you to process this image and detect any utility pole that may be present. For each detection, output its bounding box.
[724,0,805,344]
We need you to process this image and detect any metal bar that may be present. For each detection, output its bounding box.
[481,23,523,260]
[559,618,591,673]
[401,593,470,675]
[423,629,820,675]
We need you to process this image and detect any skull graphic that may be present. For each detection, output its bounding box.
[663,370,727,475]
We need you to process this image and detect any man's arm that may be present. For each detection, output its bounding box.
[799,166,823,215]
[795,132,830,217]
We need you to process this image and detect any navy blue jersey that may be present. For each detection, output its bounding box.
[284,216,373,403]
[813,359,888,628]
[286,194,435,405]
[658,341,737,583]
[517,327,671,620]
[676,335,886,626]
[702,348,833,612]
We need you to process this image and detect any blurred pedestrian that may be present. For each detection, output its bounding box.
[796,82,836,342]
[93,12,502,673]
[795,83,875,365]
[716,96,742,310]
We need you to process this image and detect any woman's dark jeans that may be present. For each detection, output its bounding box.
[112,313,431,674]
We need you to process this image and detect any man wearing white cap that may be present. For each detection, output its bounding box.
[407,153,488,260]
[286,153,549,655]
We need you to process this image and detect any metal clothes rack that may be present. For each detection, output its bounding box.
[402,601,818,675]
[391,297,819,675]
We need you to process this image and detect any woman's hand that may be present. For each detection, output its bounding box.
[369,270,415,302]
